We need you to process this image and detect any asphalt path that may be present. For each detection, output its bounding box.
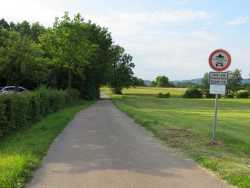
[27,99,232,188]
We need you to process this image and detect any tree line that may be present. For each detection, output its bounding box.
[146,70,249,98]
[0,13,135,99]
[201,69,249,98]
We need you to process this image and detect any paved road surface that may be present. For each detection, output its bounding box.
[28,100,232,188]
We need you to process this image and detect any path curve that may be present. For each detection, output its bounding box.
[27,100,232,188]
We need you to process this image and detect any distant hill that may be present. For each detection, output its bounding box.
[142,78,250,87]
[143,80,152,86]
[172,78,202,85]
[173,78,250,85]
[242,79,250,84]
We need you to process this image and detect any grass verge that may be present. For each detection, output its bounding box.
[113,95,250,188]
[0,100,94,188]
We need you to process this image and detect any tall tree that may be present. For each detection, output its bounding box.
[132,77,145,86]
[201,72,210,97]
[0,19,9,30]
[39,13,116,99]
[110,45,135,94]
[30,22,47,42]
[0,15,133,99]
[40,13,97,90]
[15,21,31,37]
[228,69,243,95]
[0,29,48,88]
[154,76,170,87]
[78,20,113,98]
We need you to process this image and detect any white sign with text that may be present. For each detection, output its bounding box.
[210,84,226,95]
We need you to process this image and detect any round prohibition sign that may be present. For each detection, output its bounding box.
[209,49,231,72]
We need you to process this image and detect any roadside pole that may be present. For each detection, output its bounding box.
[208,49,231,144]
[211,94,218,144]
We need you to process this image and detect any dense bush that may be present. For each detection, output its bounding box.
[0,99,7,136]
[237,91,249,98]
[158,92,171,98]
[183,88,203,98]
[0,88,80,137]
[225,93,235,98]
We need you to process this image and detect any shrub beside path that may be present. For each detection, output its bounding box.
[27,99,233,188]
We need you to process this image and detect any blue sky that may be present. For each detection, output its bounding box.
[1,0,249,80]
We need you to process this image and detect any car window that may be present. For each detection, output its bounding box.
[17,87,25,92]
[6,87,15,91]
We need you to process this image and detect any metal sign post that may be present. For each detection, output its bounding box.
[211,94,218,144]
[208,49,231,144]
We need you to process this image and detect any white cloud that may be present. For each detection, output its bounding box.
[85,10,216,80]
[127,31,220,80]
[0,0,212,76]
[0,0,65,25]
[177,0,192,4]
[0,0,248,80]
[226,16,249,26]
[86,9,209,38]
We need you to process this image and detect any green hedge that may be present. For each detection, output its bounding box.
[0,88,80,137]
[237,91,249,98]
[183,88,203,98]
[157,92,171,98]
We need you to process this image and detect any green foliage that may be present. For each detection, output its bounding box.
[202,70,245,98]
[0,15,133,99]
[40,13,117,98]
[228,69,243,96]
[0,28,48,88]
[201,73,216,98]
[151,80,157,87]
[183,88,203,98]
[201,73,210,97]
[0,19,10,30]
[27,92,41,122]
[0,88,80,137]
[109,45,135,94]
[237,91,249,98]
[0,101,92,188]
[101,86,186,97]
[246,83,250,92]
[64,88,81,104]
[225,94,235,98]
[132,77,145,86]
[40,13,97,89]
[153,75,170,87]
[0,99,7,136]
[157,92,171,98]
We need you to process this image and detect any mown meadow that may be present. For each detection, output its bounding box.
[104,87,250,188]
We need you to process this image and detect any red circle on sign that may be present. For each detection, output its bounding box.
[209,49,231,72]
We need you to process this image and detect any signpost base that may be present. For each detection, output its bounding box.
[211,94,219,144]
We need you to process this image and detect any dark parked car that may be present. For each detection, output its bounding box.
[0,86,27,95]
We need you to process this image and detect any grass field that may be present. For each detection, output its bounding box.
[101,86,186,97]
[107,87,250,188]
[0,101,93,188]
